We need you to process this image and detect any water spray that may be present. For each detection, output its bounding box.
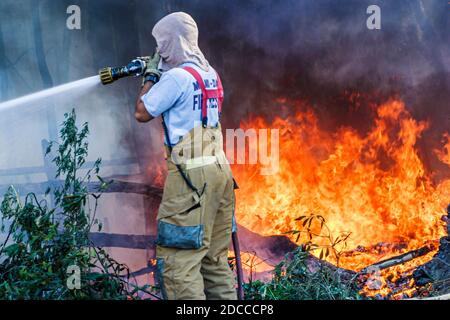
[99,57,149,85]
[0,57,151,112]
[0,75,100,112]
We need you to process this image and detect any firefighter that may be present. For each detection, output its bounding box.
[134,12,237,300]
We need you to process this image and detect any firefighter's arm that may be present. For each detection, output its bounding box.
[135,82,155,123]
[135,52,161,123]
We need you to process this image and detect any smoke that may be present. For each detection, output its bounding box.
[2,0,448,181]
[193,0,450,121]
[0,0,449,278]
[177,0,450,178]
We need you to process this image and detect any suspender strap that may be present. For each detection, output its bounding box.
[161,114,206,197]
[183,66,208,127]
[215,71,224,116]
[182,66,223,127]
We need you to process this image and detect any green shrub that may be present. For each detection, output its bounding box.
[244,248,363,300]
[0,109,151,299]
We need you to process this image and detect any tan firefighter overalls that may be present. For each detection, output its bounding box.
[155,66,237,300]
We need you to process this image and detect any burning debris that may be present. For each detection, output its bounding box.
[413,206,450,294]
[230,97,450,298]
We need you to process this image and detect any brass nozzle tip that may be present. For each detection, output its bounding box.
[99,67,113,85]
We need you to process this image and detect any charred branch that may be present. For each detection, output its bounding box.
[237,224,356,282]
[237,224,298,267]
[359,244,435,274]
[88,232,156,250]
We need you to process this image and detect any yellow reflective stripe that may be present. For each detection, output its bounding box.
[185,156,217,170]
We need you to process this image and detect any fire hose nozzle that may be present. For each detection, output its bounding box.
[99,58,147,85]
[99,67,114,85]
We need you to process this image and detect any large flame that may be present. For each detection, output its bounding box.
[232,99,448,278]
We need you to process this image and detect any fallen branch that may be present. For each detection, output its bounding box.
[89,180,162,197]
[89,232,156,249]
[359,244,434,274]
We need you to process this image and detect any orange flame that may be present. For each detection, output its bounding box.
[231,98,448,288]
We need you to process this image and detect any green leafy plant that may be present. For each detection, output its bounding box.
[243,214,362,300]
[0,109,153,299]
[243,247,363,300]
[286,214,351,267]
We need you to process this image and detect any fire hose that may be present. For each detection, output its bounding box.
[99,59,245,299]
[232,229,245,300]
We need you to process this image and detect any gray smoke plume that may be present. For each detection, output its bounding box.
[2,0,449,181]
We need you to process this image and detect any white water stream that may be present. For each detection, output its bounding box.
[0,76,100,113]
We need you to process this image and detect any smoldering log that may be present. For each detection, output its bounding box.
[359,244,435,274]
[237,224,356,281]
[237,224,298,267]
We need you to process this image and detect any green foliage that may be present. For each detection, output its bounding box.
[0,109,151,300]
[244,214,363,300]
[244,248,363,300]
[286,213,351,267]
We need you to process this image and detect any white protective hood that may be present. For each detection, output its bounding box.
[152,12,210,72]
